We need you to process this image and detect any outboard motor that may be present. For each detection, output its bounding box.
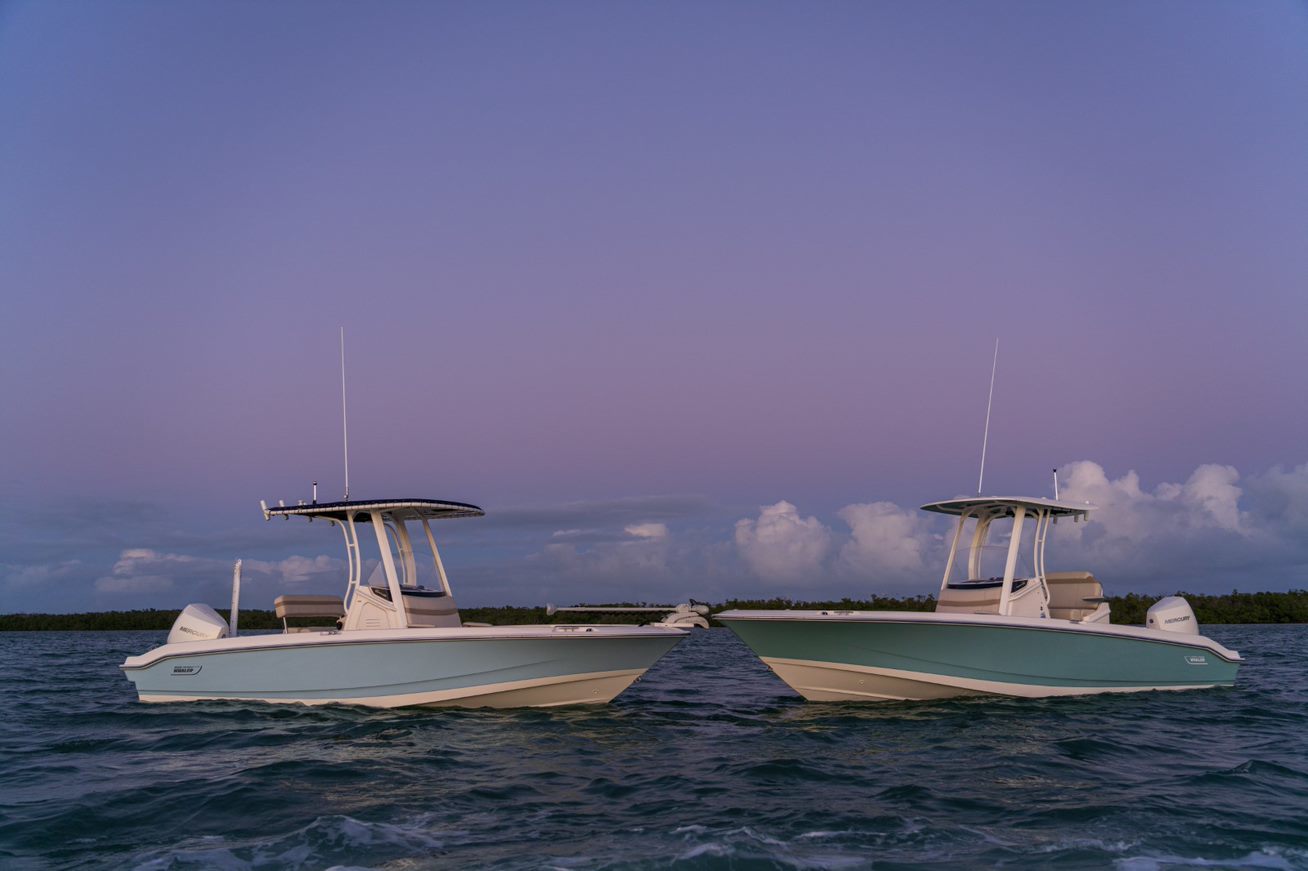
[167,603,230,644]
[1146,596,1199,635]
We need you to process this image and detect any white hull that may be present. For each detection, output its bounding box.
[719,609,1241,703]
[123,625,684,709]
[763,657,1223,702]
[138,667,645,708]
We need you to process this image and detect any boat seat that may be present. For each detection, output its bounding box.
[1045,572,1105,621]
[404,595,461,628]
[274,595,345,621]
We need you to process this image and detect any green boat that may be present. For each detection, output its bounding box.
[122,498,686,708]
[718,496,1241,702]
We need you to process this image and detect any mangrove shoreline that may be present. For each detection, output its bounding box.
[2,590,1306,630]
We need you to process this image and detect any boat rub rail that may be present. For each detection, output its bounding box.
[121,624,683,670]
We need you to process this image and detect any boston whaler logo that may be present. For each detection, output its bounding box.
[172,665,202,676]
[1185,655,1208,666]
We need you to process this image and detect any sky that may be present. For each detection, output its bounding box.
[2,1,1306,612]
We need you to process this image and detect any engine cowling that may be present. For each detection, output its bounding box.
[167,603,229,644]
[1146,596,1199,635]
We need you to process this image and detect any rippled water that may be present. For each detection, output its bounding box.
[1,626,1305,869]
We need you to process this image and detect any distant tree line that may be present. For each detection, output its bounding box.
[1105,590,1308,625]
[0,609,283,632]
[716,590,1308,625]
[3,590,1306,630]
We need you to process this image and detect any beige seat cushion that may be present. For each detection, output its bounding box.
[274,594,345,620]
[403,591,461,628]
[936,585,1003,614]
[1045,572,1104,621]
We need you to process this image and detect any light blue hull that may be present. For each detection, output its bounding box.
[122,629,684,708]
[717,611,1241,702]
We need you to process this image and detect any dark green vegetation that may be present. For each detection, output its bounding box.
[1104,590,1308,625]
[3,590,1306,630]
[719,590,1308,625]
[0,607,546,632]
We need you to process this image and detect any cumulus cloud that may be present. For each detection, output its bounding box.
[9,460,1308,612]
[837,501,932,577]
[1058,461,1246,541]
[244,555,343,586]
[1176,464,1244,530]
[723,460,1308,593]
[546,524,669,544]
[92,548,344,597]
[1047,460,1308,586]
[734,501,833,582]
[94,548,195,594]
[624,522,668,540]
[1243,462,1308,531]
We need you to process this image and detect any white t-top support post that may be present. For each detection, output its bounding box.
[1033,509,1051,612]
[370,512,408,628]
[968,512,991,580]
[229,559,242,637]
[940,514,967,594]
[421,518,453,595]
[337,518,361,609]
[392,521,418,588]
[998,505,1026,615]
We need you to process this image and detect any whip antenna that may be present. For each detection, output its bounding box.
[340,325,350,499]
[977,338,999,495]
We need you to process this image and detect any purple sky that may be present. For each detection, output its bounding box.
[2,1,1306,612]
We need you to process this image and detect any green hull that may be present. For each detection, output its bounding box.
[719,613,1239,700]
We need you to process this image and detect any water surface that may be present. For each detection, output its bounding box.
[1,626,1304,869]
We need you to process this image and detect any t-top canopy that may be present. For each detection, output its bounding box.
[920,496,1094,518]
[264,499,485,522]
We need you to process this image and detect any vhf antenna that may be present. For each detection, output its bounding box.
[977,338,999,495]
[340,325,350,499]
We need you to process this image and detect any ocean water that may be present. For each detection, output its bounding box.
[1,626,1305,870]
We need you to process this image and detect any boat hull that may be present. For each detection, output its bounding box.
[122,627,685,708]
[717,611,1240,702]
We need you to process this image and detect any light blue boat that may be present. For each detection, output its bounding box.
[718,496,1241,702]
[122,498,686,708]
